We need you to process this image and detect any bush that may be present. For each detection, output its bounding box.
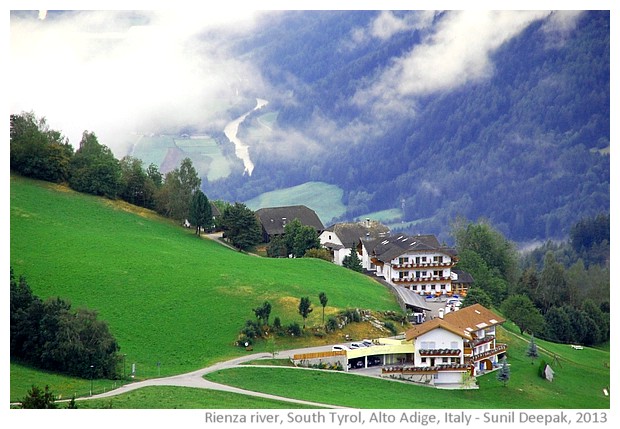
[340,308,361,323]
[384,321,398,335]
[326,316,339,333]
[286,322,303,337]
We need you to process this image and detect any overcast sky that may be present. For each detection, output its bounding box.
[7,7,594,157]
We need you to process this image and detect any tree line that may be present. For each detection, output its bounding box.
[453,215,609,346]
[10,269,120,379]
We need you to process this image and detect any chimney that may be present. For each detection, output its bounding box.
[438,308,444,319]
[366,218,371,228]
[282,217,287,227]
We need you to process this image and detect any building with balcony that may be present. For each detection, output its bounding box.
[388,304,508,387]
[360,234,460,296]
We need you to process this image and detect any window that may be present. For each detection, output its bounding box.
[434,255,443,263]
[421,341,429,349]
[450,341,459,349]
[399,271,409,279]
[443,357,449,363]
[433,270,442,277]
[421,357,427,364]
[399,257,409,265]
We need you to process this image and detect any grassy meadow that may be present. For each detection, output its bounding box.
[10,175,400,401]
[244,181,346,225]
[75,386,318,409]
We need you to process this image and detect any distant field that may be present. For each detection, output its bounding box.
[356,208,403,223]
[129,134,232,181]
[205,326,610,409]
[245,181,346,225]
[10,175,400,401]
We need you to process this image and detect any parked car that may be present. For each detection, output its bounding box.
[362,339,373,347]
[332,345,350,351]
[350,342,365,349]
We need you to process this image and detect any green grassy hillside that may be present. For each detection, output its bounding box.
[10,175,400,396]
[244,181,346,225]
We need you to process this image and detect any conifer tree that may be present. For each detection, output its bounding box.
[526,334,539,364]
[497,356,510,387]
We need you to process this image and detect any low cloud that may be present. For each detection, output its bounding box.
[350,10,437,44]
[352,11,560,118]
[10,10,265,155]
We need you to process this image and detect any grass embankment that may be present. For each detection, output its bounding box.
[10,175,401,401]
[205,327,610,409]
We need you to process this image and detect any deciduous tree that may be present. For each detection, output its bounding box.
[298,297,313,328]
[220,202,262,251]
[319,292,328,325]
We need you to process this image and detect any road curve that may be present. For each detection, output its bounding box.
[77,345,349,409]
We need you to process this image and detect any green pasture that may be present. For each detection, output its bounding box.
[75,386,317,409]
[129,134,175,168]
[245,181,346,225]
[204,328,610,409]
[10,175,400,401]
[128,134,232,181]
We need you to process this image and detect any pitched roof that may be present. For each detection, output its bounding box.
[325,221,390,248]
[442,303,506,334]
[404,304,505,342]
[452,269,474,284]
[405,318,473,341]
[255,205,324,236]
[369,234,456,262]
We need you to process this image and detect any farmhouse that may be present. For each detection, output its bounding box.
[255,205,324,243]
[320,219,390,265]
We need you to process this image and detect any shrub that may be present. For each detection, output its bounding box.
[384,321,398,335]
[286,322,303,337]
[326,316,339,333]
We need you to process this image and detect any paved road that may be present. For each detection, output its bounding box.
[78,345,349,409]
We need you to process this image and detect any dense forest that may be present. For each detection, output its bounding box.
[204,10,609,244]
[453,215,609,346]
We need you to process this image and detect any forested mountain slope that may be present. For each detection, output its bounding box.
[207,10,609,243]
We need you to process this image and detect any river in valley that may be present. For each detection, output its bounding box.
[224,98,268,176]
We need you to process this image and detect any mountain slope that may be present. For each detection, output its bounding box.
[206,10,609,243]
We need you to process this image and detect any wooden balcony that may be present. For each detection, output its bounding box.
[392,261,455,270]
[382,364,471,375]
[472,344,507,361]
[392,276,452,284]
[418,348,462,357]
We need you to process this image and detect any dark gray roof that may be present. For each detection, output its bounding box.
[326,221,390,248]
[452,269,474,284]
[370,234,457,263]
[393,286,432,311]
[255,205,324,236]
